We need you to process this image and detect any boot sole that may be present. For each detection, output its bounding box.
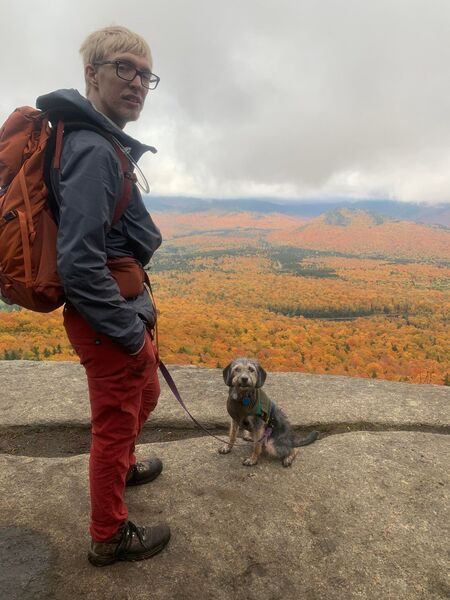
[125,469,162,487]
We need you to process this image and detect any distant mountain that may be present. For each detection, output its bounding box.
[267,208,450,261]
[151,206,450,262]
[323,208,386,226]
[144,196,450,227]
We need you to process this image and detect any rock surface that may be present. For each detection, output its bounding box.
[0,361,449,600]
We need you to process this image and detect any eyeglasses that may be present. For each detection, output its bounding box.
[93,60,160,90]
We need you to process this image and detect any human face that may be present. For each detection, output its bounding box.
[85,52,151,129]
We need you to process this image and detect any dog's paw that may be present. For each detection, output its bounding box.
[242,457,257,466]
[282,456,294,467]
[218,444,232,454]
[242,430,253,442]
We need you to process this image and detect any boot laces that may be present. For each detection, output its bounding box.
[116,521,146,555]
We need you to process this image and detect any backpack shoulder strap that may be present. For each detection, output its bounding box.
[51,120,136,225]
[109,137,137,224]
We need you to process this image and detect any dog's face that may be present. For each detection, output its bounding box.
[223,358,267,391]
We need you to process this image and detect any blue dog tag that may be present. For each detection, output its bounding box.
[242,397,250,407]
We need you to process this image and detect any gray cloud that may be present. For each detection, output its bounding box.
[2,0,449,202]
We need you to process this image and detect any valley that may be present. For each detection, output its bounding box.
[1,206,449,385]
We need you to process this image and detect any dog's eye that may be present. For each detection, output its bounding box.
[248,366,255,372]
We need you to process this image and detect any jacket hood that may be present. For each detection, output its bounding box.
[36,88,156,161]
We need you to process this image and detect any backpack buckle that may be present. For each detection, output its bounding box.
[1,209,18,224]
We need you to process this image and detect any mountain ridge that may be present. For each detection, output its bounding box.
[151,206,450,262]
[144,196,450,227]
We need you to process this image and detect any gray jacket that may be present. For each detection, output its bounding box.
[36,89,162,354]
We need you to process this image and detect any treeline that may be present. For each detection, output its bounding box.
[268,305,410,320]
[3,345,63,360]
[151,245,257,273]
[152,244,342,278]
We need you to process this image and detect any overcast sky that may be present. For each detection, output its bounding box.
[1,0,449,204]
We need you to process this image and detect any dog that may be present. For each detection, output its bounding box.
[219,357,319,467]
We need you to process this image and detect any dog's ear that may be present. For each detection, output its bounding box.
[222,363,233,386]
[256,364,267,388]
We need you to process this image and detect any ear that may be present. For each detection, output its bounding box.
[256,365,267,388]
[85,63,98,89]
[222,363,233,386]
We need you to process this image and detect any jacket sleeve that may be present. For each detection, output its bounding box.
[56,130,146,354]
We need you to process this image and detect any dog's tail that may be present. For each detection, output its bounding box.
[294,430,319,447]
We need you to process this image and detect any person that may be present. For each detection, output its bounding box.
[36,26,170,566]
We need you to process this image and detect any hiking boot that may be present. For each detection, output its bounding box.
[126,458,163,487]
[88,520,171,566]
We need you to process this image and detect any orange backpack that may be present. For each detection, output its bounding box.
[0,107,134,312]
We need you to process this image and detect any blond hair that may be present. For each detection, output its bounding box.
[80,25,152,68]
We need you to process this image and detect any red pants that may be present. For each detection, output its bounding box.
[63,305,160,541]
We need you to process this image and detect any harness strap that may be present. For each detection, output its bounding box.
[255,389,272,424]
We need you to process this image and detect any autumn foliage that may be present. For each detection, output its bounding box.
[1,208,449,385]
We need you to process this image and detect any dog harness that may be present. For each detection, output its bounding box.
[228,389,275,432]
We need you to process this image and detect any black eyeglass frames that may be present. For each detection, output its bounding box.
[93,60,160,90]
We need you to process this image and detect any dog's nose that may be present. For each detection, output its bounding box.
[240,375,250,385]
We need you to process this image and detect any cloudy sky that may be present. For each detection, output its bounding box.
[1,0,449,203]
